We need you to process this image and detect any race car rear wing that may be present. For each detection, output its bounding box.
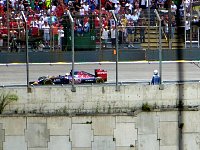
[95,69,107,82]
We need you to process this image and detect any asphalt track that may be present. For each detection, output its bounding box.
[1,61,200,86]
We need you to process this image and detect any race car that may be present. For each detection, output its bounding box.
[29,69,107,85]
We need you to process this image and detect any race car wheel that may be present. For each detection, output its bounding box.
[38,76,47,81]
[44,79,53,85]
[96,78,104,83]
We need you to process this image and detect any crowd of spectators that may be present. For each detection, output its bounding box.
[0,0,199,51]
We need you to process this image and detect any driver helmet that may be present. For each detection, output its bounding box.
[154,70,158,75]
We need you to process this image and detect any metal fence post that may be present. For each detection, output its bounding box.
[21,11,30,91]
[67,10,76,92]
[111,11,119,91]
[154,9,163,89]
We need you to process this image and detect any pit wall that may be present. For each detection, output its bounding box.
[0,83,200,150]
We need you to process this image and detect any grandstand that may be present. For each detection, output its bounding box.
[0,0,199,52]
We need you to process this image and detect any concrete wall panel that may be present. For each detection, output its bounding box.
[47,117,71,135]
[137,134,159,150]
[92,136,115,150]
[92,116,115,136]
[3,136,27,150]
[25,118,49,148]
[70,124,93,148]
[182,111,200,133]
[48,136,71,150]
[183,133,200,150]
[3,117,26,136]
[114,123,137,147]
[158,122,178,146]
[136,112,158,134]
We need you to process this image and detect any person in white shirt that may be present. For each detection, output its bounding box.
[42,21,50,46]
[101,26,109,48]
[185,18,190,40]
[38,18,44,29]
[110,26,116,48]
[114,2,120,14]
[125,11,132,21]
[58,26,64,49]
[82,2,90,14]
[79,6,85,15]
[171,1,177,14]
[131,10,139,26]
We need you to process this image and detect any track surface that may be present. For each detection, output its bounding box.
[1,61,200,86]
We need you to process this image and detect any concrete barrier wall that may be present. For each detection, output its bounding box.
[1,83,200,114]
[0,83,200,150]
[1,48,200,63]
[0,112,200,150]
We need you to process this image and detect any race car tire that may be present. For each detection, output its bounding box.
[96,78,104,83]
[44,79,53,85]
[38,76,47,81]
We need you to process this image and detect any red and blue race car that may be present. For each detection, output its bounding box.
[30,69,107,85]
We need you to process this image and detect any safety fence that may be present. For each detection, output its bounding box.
[0,26,199,52]
[0,14,199,52]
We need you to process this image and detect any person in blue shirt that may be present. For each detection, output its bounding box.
[151,70,161,85]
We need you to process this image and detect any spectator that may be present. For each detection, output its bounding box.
[114,1,120,14]
[10,36,18,52]
[125,10,132,21]
[171,15,176,39]
[74,0,82,13]
[76,23,83,36]
[171,1,177,15]
[82,2,90,14]
[58,25,64,49]
[140,0,148,9]
[42,21,50,46]
[110,25,116,48]
[105,0,113,11]
[101,26,109,48]
[90,0,96,13]
[37,41,45,51]
[126,20,135,48]
[157,0,166,9]
[185,17,190,40]
[83,17,90,33]
[120,14,128,27]
[131,10,139,26]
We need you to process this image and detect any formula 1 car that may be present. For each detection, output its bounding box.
[29,69,107,85]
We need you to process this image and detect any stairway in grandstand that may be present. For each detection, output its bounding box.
[140,9,185,50]
[140,27,185,50]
